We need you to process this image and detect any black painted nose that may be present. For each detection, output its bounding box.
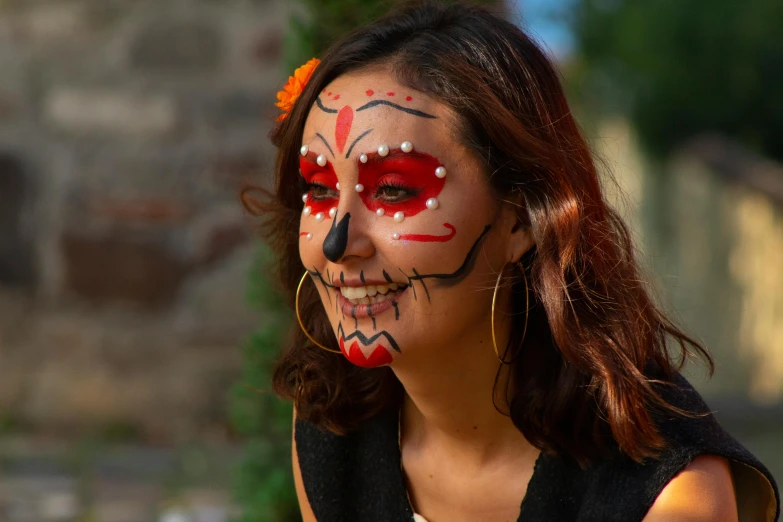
[323,212,351,262]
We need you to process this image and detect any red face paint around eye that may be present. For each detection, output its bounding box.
[357,150,445,218]
[300,153,339,216]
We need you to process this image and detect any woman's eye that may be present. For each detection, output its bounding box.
[307,183,338,200]
[376,184,417,202]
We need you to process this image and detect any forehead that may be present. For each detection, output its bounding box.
[302,69,456,152]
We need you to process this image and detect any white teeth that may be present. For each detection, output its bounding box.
[339,283,405,304]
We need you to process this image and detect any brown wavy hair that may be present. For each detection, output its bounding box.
[243,0,713,465]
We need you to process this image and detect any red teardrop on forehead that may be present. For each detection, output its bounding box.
[335,106,354,154]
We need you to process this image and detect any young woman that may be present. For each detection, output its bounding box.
[248,2,779,520]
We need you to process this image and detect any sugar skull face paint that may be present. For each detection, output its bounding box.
[356,149,446,219]
[298,68,526,369]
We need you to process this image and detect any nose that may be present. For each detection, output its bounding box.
[322,192,374,263]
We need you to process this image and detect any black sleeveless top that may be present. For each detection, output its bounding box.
[296,374,780,521]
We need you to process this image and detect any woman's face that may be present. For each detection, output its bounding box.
[299,68,529,368]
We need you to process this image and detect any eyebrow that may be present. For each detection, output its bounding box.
[356,100,436,119]
[362,149,433,165]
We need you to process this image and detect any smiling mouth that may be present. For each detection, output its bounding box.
[336,283,408,318]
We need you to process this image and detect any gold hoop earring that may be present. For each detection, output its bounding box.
[296,271,341,354]
[491,262,529,364]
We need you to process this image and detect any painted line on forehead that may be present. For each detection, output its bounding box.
[337,323,401,353]
[315,133,335,158]
[399,223,456,243]
[408,224,492,287]
[315,97,338,114]
[335,106,353,154]
[356,99,436,119]
[345,129,373,159]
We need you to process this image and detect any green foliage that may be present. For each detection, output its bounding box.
[229,247,299,522]
[570,0,783,161]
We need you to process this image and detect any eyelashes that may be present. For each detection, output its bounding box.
[304,182,338,201]
[374,181,420,202]
[301,181,420,202]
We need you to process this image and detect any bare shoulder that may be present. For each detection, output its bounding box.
[292,410,318,522]
[643,454,738,521]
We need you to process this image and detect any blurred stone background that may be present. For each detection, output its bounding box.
[0,0,286,519]
[0,0,285,440]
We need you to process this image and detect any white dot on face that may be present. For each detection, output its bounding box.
[335,182,340,190]
[378,144,390,157]
[393,211,405,223]
[329,207,337,218]
[303,206,311,216]
[392,233,400,240]
[376,208,385,216]
[401,141,413,153]
[317,154,327,167]
[426,198,439,210]
[359,154,368,163]
[300,145,309,156]
[355,184,364,193]
[435,166,447,178]
[302,194,308,202]
[306,233,313,240]
[315,212,325,222]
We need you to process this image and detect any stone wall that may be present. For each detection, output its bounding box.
[0,0,287,442]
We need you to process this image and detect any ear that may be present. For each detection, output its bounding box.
[499,201,535,264]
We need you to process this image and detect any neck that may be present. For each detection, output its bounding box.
[392,319,535,466]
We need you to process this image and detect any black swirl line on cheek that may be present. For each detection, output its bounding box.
[409,224,492,287]
[323,212,351,262]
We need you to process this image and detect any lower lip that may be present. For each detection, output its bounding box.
[337,288,405,318]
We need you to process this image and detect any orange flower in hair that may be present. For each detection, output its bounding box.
[275,58,320,122]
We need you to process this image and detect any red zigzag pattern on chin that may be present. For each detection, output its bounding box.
[339,337,393,368]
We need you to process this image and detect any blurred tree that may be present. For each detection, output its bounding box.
[232,1,502,521]
[570,0,783,161]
